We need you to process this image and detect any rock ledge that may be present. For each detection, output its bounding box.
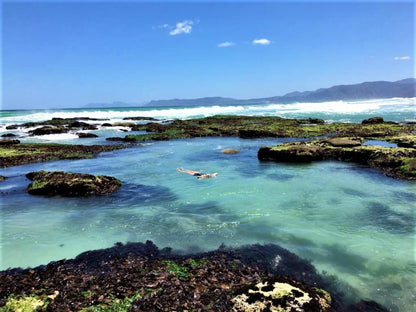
[26,170,121,196]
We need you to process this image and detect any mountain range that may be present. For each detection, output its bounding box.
[146,78,415,107]
[85,78,415,108]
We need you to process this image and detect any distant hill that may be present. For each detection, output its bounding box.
[271,78,416,103]
[146,78,416,107]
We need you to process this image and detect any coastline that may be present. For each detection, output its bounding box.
[1,114,415,311]
[1,115,415,179]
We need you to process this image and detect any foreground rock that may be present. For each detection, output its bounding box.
[258,138,416,179]
[26,171,121,196]
[231,276,332,312]
[0,241,388,312]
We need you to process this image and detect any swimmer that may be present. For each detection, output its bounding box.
[177,167,218,180]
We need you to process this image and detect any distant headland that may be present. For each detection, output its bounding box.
[85,78,416,108]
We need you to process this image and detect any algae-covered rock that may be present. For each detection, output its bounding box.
[362,117,384,124]
[26,170,121,196]
[258,139,416,180]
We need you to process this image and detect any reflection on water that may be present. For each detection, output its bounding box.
[1,137,415,311]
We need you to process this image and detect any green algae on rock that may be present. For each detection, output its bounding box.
[108,115,414,142]
[25,171,121,196]
[258,138,416,179]
[0,143,125,168]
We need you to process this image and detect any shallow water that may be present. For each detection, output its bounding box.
[1,137,415,311]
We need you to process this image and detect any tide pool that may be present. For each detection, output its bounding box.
[1,137,415,311]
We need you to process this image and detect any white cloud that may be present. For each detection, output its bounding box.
[170,20,194,35]
[217,41,235,48]
[252,38,271,45]
[394,56,411,61]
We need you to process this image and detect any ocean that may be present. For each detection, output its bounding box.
[1,98,415,311]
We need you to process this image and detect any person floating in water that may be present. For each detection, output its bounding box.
[177,167,218,180]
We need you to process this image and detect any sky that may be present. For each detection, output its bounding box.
[2,0,415,109]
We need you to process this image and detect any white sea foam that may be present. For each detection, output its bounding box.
[0,98,414,126]
[31,133,79,141]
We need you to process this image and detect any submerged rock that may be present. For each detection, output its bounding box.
[221,148,240,154]
[25,170,121,196]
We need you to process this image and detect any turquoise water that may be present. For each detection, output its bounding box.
[1,137,415,311]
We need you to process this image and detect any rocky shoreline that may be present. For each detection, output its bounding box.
[0,241,389,312]
[1,115,415,179]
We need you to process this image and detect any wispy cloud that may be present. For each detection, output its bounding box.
[217,41,235,48]
[252,38,271,45]
[169,20,194,35]
[394,56,411,61]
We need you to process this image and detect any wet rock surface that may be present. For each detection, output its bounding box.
[25,170,121,196]
[0,143,125,168]
[77,132,99,138]
[0,241,388,312]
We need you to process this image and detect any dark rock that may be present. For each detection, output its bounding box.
[0,241,389,312]
[397,142,414,148]
[0,139,20,145]
[77,132,98,138]
[25,170,121,196]
[5,125,18,130]
[106,137,125,141]
[145,122,168,133]
[1,133,17,137]
[362,117,384,124]
[239,129,279,138]
[123,116,157,121]
[29,126,68,136]
[102,123,112,127]
[0,175,6,181]
[300,118,325,125]
[68,121,98,130]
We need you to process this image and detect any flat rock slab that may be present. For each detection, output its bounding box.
[258,139,416,179]
[26,170,121,196]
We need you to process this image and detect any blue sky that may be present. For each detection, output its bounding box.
[2,0,414,109]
